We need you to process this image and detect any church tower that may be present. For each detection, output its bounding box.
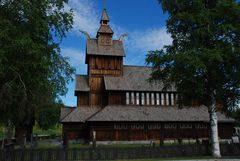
[85,9,125,107]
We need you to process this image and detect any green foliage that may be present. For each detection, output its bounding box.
[146,0,240,108]
[0,0,74,128]
[36,103,61,130]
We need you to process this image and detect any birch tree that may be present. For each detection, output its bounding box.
[146,0,240,157]
[0,0,74,140]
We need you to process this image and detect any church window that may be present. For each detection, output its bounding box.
[180,124,192,129]
[161,93,165,105]
[151,93,155,105]
[171,93,175,106]
[164,123,177,129]
[126,92,130,105]
[146,93,150,105]
[136,92,140,105]
[114,124,128,129]
[131,124,144,130]
[195,124,207,129]
[156,93,160,105]
[131,92,135,105]
[141,93,145,105]
[166,93,169,106]
[148,124,161,129]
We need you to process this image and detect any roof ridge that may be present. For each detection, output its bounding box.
[60,107,76,122]
[86,107,106,121]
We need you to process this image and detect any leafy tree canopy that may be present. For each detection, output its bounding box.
[146,0,240,110]
[0,0,74,128]
[36,102,62,130]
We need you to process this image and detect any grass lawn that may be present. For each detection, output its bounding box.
[32,124,62,137]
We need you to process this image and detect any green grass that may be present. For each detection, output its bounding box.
[0,124,62,139]
[32,124,62,137]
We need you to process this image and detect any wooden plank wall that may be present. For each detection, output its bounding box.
[89,122,233,141]
[88,56,123,76]
[89,77,106,106]
[108,91,125,105]
[76,92,89,106]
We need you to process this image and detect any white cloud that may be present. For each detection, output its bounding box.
[65,0,99,37]
[61,47,84,66]
[61,47,87,74]
[129,27,172,52]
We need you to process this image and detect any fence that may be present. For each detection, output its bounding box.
[0,144,239,161]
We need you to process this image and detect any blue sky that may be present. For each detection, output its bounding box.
[60,0,172,106]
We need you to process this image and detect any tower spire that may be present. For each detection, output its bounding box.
[104,0,106,9]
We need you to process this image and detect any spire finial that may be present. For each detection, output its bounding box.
[104,0,106,9]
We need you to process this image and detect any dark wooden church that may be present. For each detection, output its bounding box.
[60,9,235,144]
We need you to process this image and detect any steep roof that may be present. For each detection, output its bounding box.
[104,66,176,91]
[100,9,109,22]
[97,25,113,34]
[86,39,125,57]
[88,105,235,122]
[75,75,89,92]
[61,107,101,123]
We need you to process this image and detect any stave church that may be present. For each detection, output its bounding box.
[60,8,235,144]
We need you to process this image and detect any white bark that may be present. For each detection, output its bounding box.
[209,95,221,158]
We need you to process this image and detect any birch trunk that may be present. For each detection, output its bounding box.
[209,95,221,158]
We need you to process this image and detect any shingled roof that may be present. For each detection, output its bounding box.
[61,107,101,123]
[86,39,125,57]
[104,66,176,92]
[88,105,235,122]
[60,106,74,121]
[75,75,89,92]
